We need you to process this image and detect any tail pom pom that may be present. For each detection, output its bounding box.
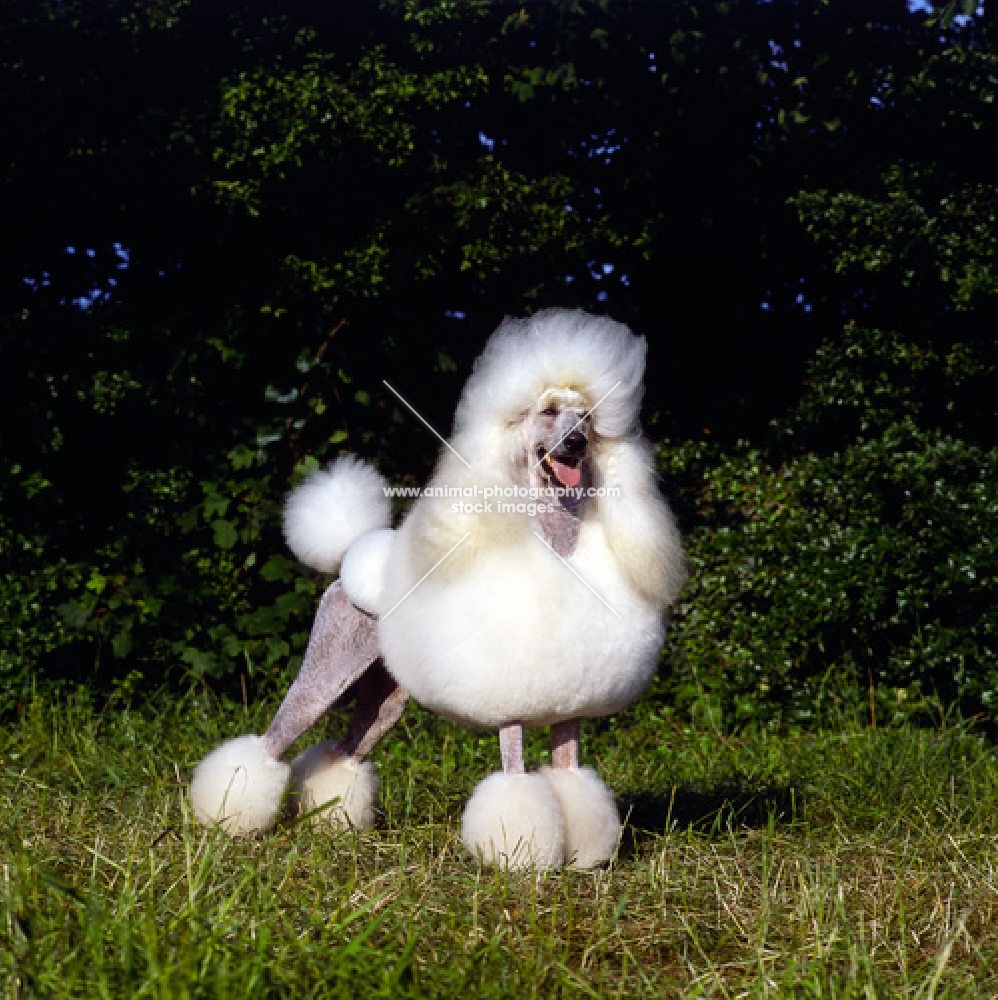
[283,456,391,573]
[340,528,396,615]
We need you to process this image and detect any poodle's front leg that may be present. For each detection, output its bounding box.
[542,717,621,870]
[550,719,580,769]
[499,722,525,774]
[460,720,564,869]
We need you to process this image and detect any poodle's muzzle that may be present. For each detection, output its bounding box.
[535,408,591,490]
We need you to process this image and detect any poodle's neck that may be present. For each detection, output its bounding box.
[536,502,582,557]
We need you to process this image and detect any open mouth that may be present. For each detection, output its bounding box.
[537,446,583,488]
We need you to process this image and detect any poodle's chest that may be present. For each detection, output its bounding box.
[379,529,665,728]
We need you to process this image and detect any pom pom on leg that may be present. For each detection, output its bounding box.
[189,735,291,836]
[288,742,379,831]
[461,771,565,870]
[540,766,621,869]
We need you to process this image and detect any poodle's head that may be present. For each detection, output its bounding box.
[449,309,648,490]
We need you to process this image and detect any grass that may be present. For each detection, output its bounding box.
[4,682,998,997]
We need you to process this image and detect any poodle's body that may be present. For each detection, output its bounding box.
[382,479,666,728]
[191,309,684,869]
[381,311,681,729]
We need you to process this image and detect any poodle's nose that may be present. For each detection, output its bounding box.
[561,431,587,456]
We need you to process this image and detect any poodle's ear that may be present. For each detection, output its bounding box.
[594,437,685,607]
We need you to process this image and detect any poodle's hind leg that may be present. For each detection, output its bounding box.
[289,660,407,831]
[262,581,380,759]
[542,719,621,869]
[190,580,378,835]
[460,722,565,870]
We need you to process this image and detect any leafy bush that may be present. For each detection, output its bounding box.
[666,307,998,727]
[662,36,998,727]
[4,3,998,728]
[1,440,327,714]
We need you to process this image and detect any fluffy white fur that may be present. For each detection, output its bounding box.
[594,436,685,606]
[190,309,682,861]
[339,529,396,616]
[189,735,290,835]
[283,456,391,573]
[288,742,379,830]
[540,766,621,870]
[379,309,684,729]
[452,310,647,445]
[461,772,565,870]
[381,501,665,728]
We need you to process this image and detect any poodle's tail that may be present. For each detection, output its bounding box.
[283,455,391,574]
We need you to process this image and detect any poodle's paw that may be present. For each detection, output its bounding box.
[288,742,378,831]
[189,735,290,836]
[461,772,565,870]
[540,766,621,869]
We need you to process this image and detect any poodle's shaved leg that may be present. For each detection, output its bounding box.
[550,719,580,770]
[262,581,379,760]
[544,719,620,869]
[339,661,408,761]
[286,662,406,829]
[499,722,526,774]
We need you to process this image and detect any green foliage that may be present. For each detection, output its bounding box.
[1,447,322,714]
[798,170,998,311]
[663,33,998,727]
[3,0,998,727]
[667,408,998,726]
[214,44,489,214]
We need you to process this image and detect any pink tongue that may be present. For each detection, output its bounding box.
[551,459,581,488]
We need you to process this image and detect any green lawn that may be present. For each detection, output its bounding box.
[3,684,998,997]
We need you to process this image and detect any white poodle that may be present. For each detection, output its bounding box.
[190,309,684,869]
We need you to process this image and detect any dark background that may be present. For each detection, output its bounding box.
[2,0,996,726]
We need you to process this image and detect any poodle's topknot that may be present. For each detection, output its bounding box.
[451,309,647,442]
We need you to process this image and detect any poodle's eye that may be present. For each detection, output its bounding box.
[541,407,558,416]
